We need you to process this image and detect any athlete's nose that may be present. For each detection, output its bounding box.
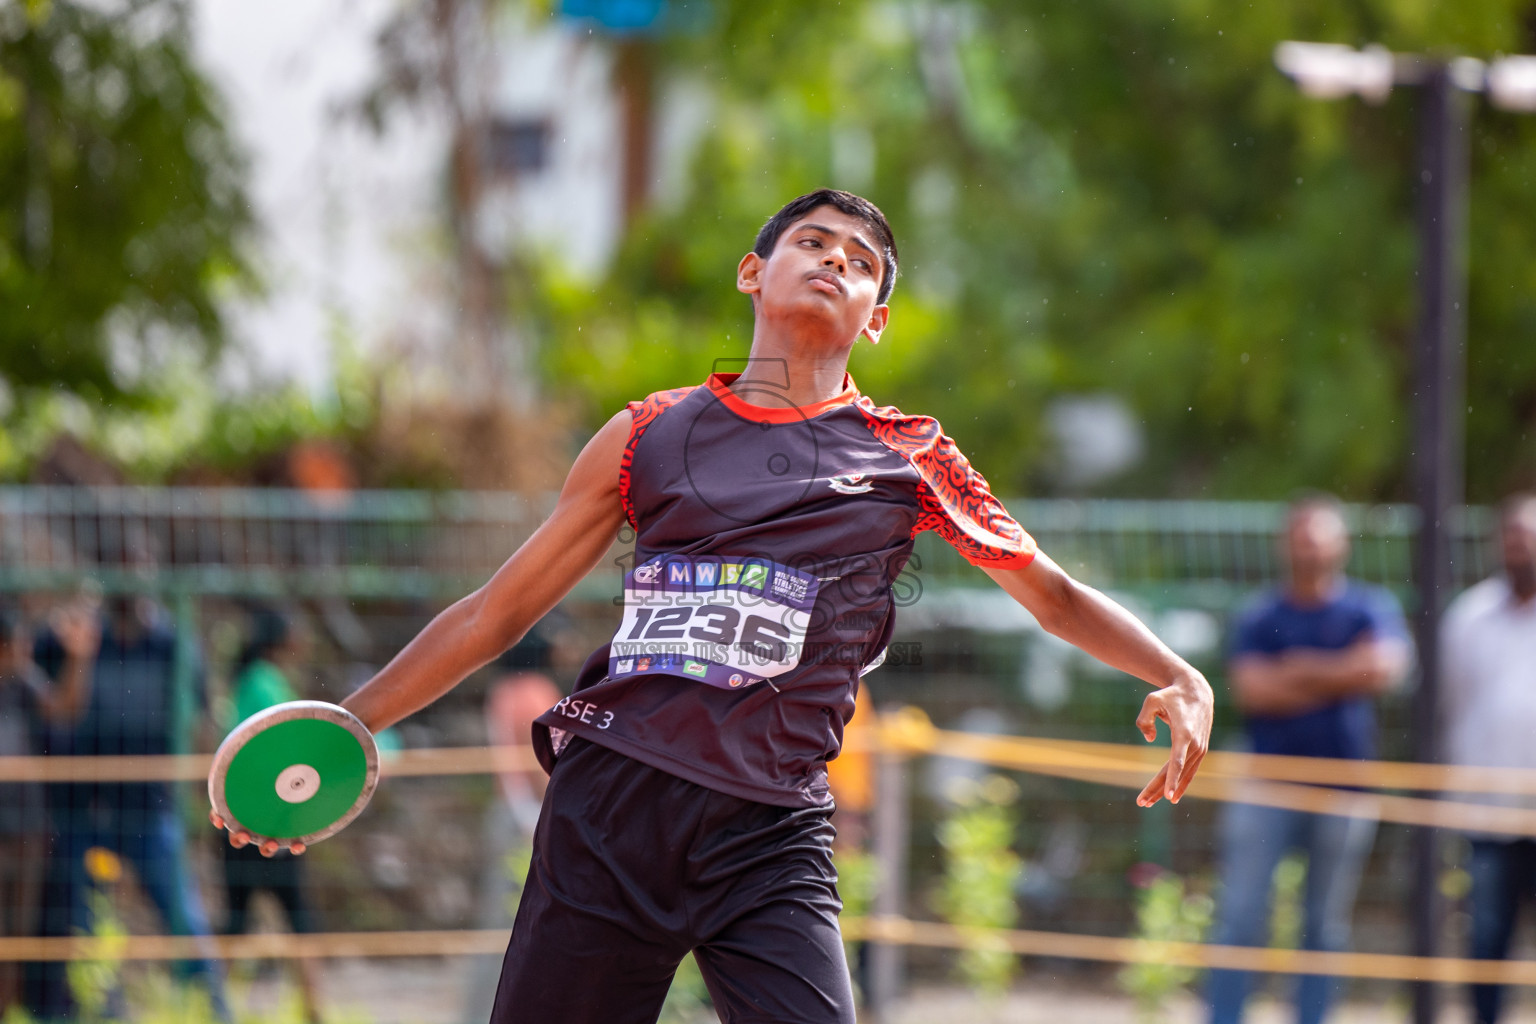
[822,249,846,274]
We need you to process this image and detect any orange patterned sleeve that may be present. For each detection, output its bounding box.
[618,387,696,529]
[856,397,1037,569]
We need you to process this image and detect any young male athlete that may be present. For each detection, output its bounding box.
[217,189,1214,1023]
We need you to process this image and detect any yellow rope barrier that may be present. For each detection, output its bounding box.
[0,735,1529,793]
[4,920,1535,987]
[841,918,1536,987]
[6,708,1533,794]
[0,930,509,962]
[2,713,1533,834]
[4,707,1534,977]
[1023,736,1536,796]
[0,746,545,784]
[872,711,1536,837]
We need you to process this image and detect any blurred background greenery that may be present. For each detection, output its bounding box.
[5,3,1531,1019]
[3,0,1534,499]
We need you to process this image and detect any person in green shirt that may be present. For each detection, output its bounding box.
[222,608,324,1024]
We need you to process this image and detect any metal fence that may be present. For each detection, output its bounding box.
[0,487,559,599]
[0,487,1507,1014]
[0,487,1497,597]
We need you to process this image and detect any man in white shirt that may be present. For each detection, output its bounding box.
[1440,493,1536,1024]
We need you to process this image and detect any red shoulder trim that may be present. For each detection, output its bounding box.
[855,396,1037,570]
[619,387,696,529]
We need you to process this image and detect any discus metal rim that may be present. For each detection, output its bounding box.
[208,700,380,847]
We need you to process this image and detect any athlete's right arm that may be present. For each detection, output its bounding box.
[341,409,632,733]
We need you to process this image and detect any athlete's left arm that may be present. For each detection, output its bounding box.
[983,554,1214,806]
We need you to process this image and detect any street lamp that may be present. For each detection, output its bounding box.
[1275,40,1536,1024]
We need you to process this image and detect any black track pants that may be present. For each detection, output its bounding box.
[490,737,855,1024]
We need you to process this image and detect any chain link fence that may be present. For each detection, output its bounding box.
[0,487,1505,1018]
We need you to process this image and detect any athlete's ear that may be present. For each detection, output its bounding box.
[861,304,890,346]
[737,251,764,298]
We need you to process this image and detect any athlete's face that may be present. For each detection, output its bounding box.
[736,207,890,346]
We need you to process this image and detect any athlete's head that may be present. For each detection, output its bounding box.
[737,189,899,346]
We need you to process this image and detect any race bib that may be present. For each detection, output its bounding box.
[608,555,821,690]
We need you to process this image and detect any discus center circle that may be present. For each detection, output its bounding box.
[275,764,321,804]
[766,453,791,476]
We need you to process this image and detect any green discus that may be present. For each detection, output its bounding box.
[209,700,380,847]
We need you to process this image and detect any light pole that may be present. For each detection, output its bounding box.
[1275,41,1536,1024]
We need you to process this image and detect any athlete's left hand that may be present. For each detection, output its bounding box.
[208,809,307,857]
[981,555,1214,806]
[1134,670,1213,807]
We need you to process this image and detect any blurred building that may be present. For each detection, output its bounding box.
[194,0,707,398]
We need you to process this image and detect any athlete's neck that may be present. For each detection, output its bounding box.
[732,334,855,408]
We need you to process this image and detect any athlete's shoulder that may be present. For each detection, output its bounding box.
[627,384,700,429]
[852,394,948,457]
[618,384,699,529]
[854,394,1036,569]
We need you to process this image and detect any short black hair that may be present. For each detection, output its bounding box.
[753,189,899,304]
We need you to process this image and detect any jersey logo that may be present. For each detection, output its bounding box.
[633,561,663,584]
[828,472,874,495]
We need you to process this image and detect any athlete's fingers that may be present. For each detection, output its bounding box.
[1171,741,1208,802]
[1165,744,1186,802]
[214,808,298,856]
[1137,763,1169,808]
[1135,691,1163,743]
[1151,671,1213,806]
[1166,710,1210,803]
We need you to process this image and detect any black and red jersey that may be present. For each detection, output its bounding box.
[533,371,1037,807]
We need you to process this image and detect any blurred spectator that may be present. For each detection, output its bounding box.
[32,593,228,1021]
[461,634,563,1024]
[1206,494,1411,1024]
[1440,493,1536,1024]
[0,598,97,1018]
[222,607,324,1024]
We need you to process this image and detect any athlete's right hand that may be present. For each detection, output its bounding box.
[209,808,307,857]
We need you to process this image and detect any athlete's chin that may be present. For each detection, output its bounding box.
[765,301,861,341]
[787,319,862,347]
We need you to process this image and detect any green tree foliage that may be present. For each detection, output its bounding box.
[536,0,1536,500]
[0,0,252,411]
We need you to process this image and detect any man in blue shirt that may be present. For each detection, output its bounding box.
[1206,494,1411,1024]
[34,595,227,1022]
